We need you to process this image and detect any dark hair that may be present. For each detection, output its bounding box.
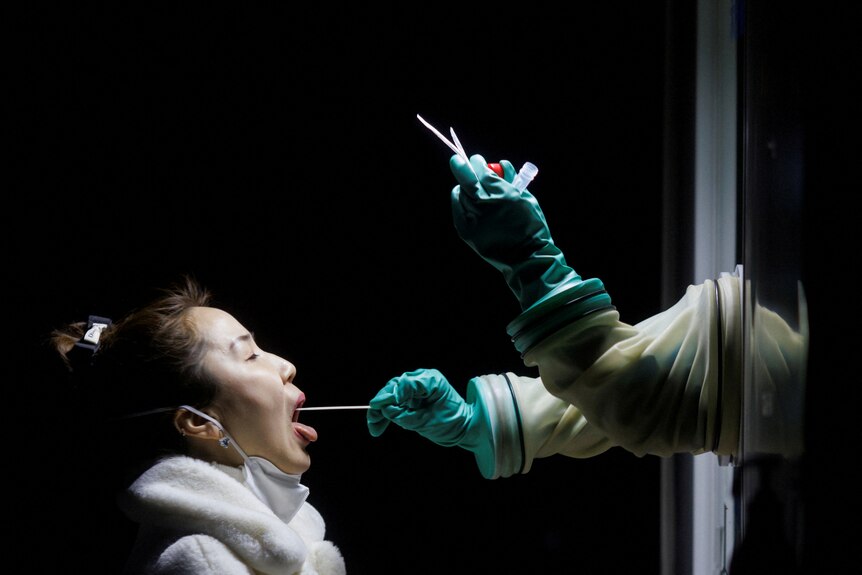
[51,275,221,486]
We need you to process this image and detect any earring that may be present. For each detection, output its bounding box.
[219,436,231,448]
[179,429,186,437]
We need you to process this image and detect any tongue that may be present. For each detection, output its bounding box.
[293,422,318,442]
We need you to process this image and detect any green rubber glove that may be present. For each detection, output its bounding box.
[450,154,582,311]
[367,368,495,475]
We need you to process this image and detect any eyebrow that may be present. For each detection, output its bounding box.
[229,332,255,351]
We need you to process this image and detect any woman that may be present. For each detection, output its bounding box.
[52,276,346,574]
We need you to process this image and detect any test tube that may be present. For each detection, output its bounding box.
[511,161,539,191]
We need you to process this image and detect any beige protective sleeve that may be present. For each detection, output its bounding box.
[472,373,615,478]
[523,279,728,458]
[475,275,772,476]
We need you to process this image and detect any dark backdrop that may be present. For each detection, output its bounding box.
[11,4,670,573]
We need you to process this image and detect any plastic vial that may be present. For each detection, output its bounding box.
[511,161,539,191]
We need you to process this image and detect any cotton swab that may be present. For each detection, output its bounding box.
[416,114,465,160]
[295,405,370,411]
[450,126,468,160]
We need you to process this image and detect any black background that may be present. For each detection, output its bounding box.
[10,3,665,573]
[8,2,858,574]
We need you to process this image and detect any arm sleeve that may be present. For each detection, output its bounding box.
[472,272,755,475]
[468,373,614,478]
[523,276,742,457]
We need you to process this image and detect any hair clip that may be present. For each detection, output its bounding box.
[67,315,113,374]
[75,315,113,352]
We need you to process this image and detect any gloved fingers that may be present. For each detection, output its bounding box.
[366,380,398,436]
[366,381,425,429]
[469,154,491,178]
[455,154,522,200]
[395,368,451,406]
[448,153,484,192]
[500,159,517,182]
[373,402,436,436]
[451,159,513,223]
[478,163,522,199]
[367,369,445,410]
[366,411,390,437]
[368,389,429,434]
[475,159,517,184]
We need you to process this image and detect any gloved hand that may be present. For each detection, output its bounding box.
[450,154,582,310]
[367,368,494,467]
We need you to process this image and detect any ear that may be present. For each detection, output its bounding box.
[174,409,222,441]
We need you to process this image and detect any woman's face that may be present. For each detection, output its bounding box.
[189,306,317,475]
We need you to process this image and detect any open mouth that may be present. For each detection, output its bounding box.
[292,394,306,422]
[291,395,317,443]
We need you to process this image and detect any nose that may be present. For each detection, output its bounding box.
[279,358,297,385]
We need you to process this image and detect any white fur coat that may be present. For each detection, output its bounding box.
[118,455,346,574]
